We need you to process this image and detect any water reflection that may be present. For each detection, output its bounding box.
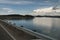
[33,17,53,34]
[50,18,60,40]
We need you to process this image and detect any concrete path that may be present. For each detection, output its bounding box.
[0,20,39,40]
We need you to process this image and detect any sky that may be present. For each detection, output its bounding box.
[0,0,60,15]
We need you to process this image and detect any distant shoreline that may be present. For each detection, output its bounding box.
[0,14,34,20]
[0,14,60,20]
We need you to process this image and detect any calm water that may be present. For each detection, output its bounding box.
[6,17,60,40]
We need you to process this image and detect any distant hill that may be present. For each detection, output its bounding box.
[0,14,34,20]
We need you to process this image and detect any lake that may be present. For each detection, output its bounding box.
[5,17,60,40]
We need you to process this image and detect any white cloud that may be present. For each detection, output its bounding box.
[2,8,14,13]
[0,8,16,15]
[34,7,53,13]
[33,7,60,15]
[0,0,33,4]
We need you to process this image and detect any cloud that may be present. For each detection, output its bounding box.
[0,0,57,5]
[2,8,14,13]
[0,8,16,15]
[34,7,53,13]
[0,0,33,5]
[33,7,60,15]
[33,7,53,15]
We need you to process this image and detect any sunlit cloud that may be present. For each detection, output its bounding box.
[33,7,60,15]
[34,7,53,13]
[33,7,53,15]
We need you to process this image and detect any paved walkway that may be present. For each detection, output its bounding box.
[0,20,38,40]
